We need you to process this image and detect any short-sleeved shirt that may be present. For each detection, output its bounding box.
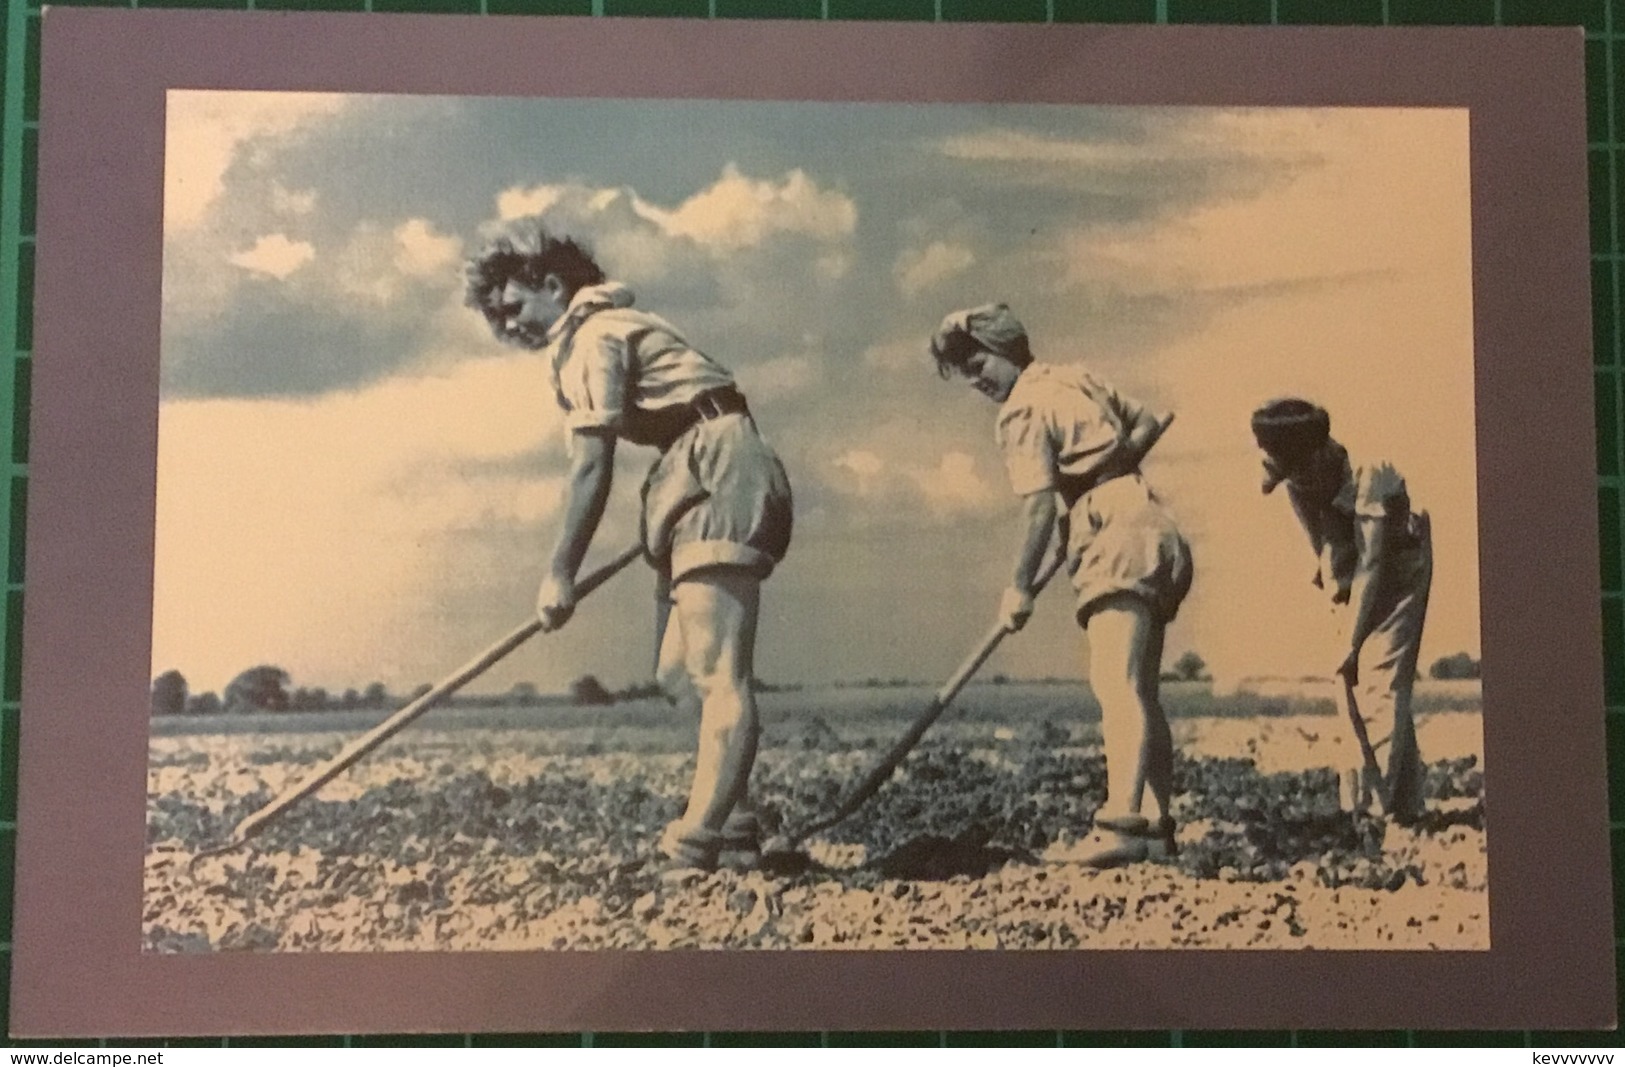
[545,282,735,447]
[1319,458,1422,590]
[995,362,1148,497]
[1335,461,1411,522]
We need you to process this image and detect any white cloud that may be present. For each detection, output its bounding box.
[272,184,317,217]
[910,451,996,515]
[598,224,689,282]
[646,164,856,251]
[332,225,398,304]
[485,183,698,286]
[831,450,886,497]
[496,183,565,221]
[164,90,349,233]
[734,354,816,402]
[824,446,999,519]
[229,234,314,279]
[498,183,656,231]
[394,218,462,278]
[483,170,855,293]
[894,240,974,297]
[325,220,464,306]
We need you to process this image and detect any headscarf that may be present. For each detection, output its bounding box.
[929,303,1031,375]
[1250,397,1332,494]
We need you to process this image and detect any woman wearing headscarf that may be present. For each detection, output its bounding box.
[1250,398,1432,823]
[929,303,1193,867]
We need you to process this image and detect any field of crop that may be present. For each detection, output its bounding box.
[144,680,1489,953]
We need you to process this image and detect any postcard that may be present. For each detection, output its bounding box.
[12,9,1613,1035]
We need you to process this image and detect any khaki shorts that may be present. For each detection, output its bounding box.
[641,413,793,583]
[1066,473,1193,626]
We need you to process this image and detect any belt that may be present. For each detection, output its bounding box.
[1055,467,1138,511]
[630,387,750,451]
[690,386,748,421]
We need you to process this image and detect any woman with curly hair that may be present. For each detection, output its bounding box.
[466,225,793,872]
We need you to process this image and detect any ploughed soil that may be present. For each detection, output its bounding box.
[143,703,1488,952]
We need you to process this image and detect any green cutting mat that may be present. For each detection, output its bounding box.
[0,0,1617,1049]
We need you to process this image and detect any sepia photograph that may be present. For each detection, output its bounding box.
[142,92,1487,954]
[17,10,1611,1035]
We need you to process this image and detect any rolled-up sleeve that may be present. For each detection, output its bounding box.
[558,320,629,432]
[997,402,1056,496]
[1355,461,1410,519]
[1102,380,1151,437]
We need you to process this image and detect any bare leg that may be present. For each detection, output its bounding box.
[657,574,761,841]
[654,574,700,720]
[670,567,762,833]
[1086,593,1172,825]
[1138,615,1174,821]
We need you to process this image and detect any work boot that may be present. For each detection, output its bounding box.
[716,811,763,872]
[1150,814,1179,860]
[1385,759,1427,827]
[656,820,721,874]
[1341,766,1418,823]
[1044,814,1177,868]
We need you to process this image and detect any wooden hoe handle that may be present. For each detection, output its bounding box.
[218,544,644,850]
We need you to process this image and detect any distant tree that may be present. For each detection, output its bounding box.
[185,691,222,716]
[990,673,1009,686]
[362,682,389,708]
[409,683,433,702]
[289,686,331,711]
[150,670,188,717]
[223,666,291,712]
[569,674,613,706]
[1429,652,1482,680]
[340,688,361,710]
[508,682,541,706]
[616,681,664,702]
[1165,651,1209,683]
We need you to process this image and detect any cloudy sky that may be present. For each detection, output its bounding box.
[152,92,1477,697]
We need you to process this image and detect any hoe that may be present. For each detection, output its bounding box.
[189,544,1066,872]
[764,551,1064,856]
[189,543,645,870]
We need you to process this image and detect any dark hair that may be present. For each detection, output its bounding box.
[463,223,606,332]
[1250,397,1330,462]
[929,329,986,379]
[928,304,1034,379]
